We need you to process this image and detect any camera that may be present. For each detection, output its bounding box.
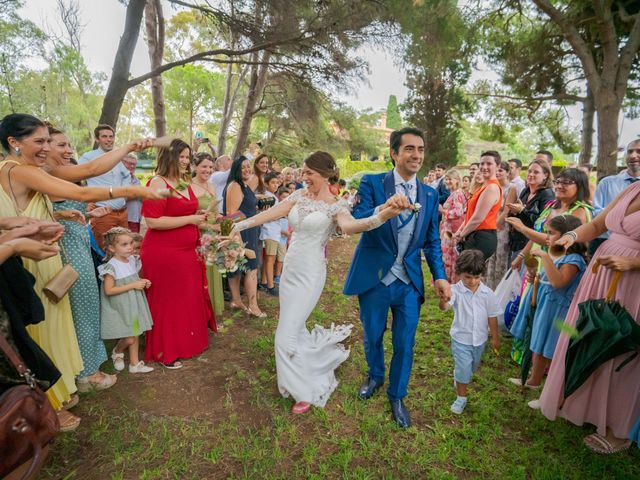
[257,197,276,209]
[201,137,209,143]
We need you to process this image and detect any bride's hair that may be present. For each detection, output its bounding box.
[304,151,339,183]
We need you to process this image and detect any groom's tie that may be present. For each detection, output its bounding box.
[398,182,414,230]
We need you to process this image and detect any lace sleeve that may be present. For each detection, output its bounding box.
[232,217,258,234]
[335,201,385,234]
[284,188,305,204]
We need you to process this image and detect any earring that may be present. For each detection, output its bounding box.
[14,147,21,156]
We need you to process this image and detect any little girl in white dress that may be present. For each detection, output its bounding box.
[99,227,154,374]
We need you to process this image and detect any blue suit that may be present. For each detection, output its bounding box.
[344,170,446,400]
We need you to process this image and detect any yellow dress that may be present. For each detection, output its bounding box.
[0,160,83,410]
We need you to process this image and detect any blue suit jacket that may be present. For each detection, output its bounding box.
[343,170,446,302]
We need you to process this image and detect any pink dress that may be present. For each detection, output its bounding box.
[440,189,466,282]
[539,181,640,438]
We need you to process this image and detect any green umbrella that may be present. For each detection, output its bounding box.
[520,257,540,386]
[564,269,640,399]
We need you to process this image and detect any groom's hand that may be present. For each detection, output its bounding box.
[434,279,451,303]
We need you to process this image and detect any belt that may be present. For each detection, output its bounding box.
[110,207,127,213]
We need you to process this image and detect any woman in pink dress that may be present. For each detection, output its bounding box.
[142,139,215,369]
[541,179,640,454]
[439,169,466,282]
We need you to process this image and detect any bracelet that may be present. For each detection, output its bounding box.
[517,252,525,259]
[561,231,577,241]
[108,187,114,199]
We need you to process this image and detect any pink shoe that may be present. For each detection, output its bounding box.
[292,402,311,414]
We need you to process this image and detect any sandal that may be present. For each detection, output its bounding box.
[77,372,117,392]
[57,410,81,432]
[584,433,631,454]
[230,302,250,314]
[248,307,267,318]
[62,393,79,411]
[162,361,183,370]
[507,378,540,390]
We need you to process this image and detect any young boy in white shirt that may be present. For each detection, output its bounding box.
[439,249,500,414]
[259,173,282,296]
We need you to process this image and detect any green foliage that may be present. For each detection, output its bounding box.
[385,94,402,129]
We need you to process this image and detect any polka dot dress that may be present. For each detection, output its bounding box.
[53,199,108,378]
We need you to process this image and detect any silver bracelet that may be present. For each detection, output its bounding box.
[562,231,577,241]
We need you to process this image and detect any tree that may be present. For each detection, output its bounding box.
[481,1,640,176]
[385,95,402,129]
[144,0,167,137]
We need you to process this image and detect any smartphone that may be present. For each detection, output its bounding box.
[201,137,209,143]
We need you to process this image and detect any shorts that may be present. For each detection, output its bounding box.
[277,243,287,262]
[264,239,279,256]
[451,338,486,384]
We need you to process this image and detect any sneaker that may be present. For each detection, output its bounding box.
[450,397,467,414]
[528,399,541,410]
[266,286,279,296]
[258,283,268,292]
[129,361,154,374]
[274,275,281,284]
[111,348,125,371]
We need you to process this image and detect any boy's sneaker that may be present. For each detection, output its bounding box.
[111,348,125,371]
[266,286,279,296]
[450,397,467,415]
[129,361,154,374]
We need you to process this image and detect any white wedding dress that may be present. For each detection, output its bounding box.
[275,191,354,407]
[234,189,384,407]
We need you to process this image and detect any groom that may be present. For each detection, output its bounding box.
[344,127,451,428]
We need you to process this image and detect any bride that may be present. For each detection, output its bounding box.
[232,151,410,414]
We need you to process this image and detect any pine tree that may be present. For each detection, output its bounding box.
[385,95,402,129]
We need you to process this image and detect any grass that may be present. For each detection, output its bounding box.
[41,236,639,479]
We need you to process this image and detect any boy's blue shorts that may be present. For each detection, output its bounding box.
[451,339,486,384]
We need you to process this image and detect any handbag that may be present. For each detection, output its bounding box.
[493,268,522,332]
[0,334,59,480]
[42,264,79,304]
[6,164,79,303]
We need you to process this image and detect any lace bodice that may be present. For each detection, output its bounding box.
[285,190,349,245]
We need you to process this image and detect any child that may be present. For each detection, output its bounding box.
[439,249,500,414]
[508,215,587,405]
[274,188,291,284]
[259,172,281,295]
[99,227,154,374]
[131,233,143,256]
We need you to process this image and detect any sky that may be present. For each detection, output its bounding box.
[19,0,640,148]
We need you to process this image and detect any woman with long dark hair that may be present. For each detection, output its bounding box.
[224,156,263,317]
[142,138,215,369]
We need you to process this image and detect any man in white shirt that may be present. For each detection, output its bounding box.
[122,153,142,233]
[508,158,526,196]
[210,154,232,200]
[79,124,129,249]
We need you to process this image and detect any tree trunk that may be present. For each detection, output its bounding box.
[144,0,166,137]
[217,62,249,155]
[594,90,623,177]
[231,51,270,160]
[98,0,146,129]
[578,88,595,166]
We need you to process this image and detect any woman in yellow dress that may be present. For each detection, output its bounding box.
[0,113,165,430]
[191,152,224,318]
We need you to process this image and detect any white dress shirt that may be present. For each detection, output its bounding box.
[448,281,501,346]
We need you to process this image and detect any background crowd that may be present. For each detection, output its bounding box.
[0,113,638,459]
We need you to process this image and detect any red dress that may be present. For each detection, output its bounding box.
[141,179,215,365]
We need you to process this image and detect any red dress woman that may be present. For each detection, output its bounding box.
[141,139,214,368]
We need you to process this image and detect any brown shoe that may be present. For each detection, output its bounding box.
[57,410,81,432]
[62,393,79,411]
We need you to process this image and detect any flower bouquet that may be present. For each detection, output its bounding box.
[199,212,255,275]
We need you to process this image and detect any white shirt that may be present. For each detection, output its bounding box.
[510,176,526,197]
[210,170,231,200]
[448,281,500,346]
[259,192,281,241]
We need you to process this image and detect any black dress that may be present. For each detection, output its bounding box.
[0,257,61,393]
[223,181,259,271]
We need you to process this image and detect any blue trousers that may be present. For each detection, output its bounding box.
[358,280,421,400]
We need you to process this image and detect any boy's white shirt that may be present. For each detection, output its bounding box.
[448,281,501,347]
[259,191,282,241]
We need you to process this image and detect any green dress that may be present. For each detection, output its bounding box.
[198,192,225,317]
[98,256,154,339]
[53,200,108,378]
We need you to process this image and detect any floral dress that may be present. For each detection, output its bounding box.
[440,189,466,282]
